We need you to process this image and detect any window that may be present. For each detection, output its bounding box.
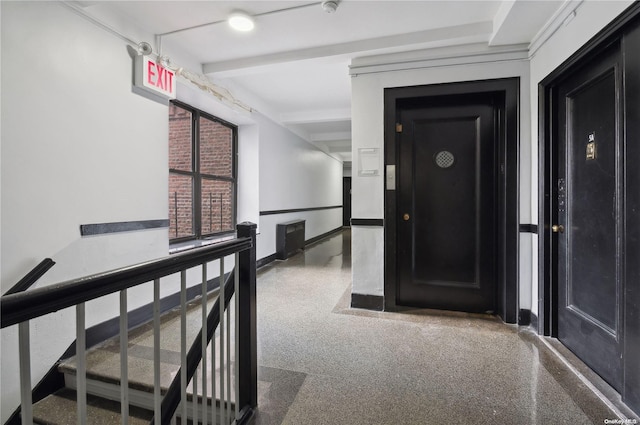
[169,101,236,242]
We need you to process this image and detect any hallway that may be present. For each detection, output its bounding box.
[252,230,625,425]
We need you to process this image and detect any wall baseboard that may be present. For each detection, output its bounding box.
[530,312,538,331]
[518,309,532,326]
[519,310,539,331]
[258,226,344,268]
[518,309,531,326]
[351,294,384,311]
[257,254,277,269]
[305,226,343,247]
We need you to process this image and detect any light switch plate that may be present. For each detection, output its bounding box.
[386,165,396,190]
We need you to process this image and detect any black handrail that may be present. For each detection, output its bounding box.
[1,222,258,425]
[156,269,235,424]
[4,258,56,295]
[1,237,251,328]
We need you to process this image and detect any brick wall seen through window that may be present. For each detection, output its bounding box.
[168,101,236,242]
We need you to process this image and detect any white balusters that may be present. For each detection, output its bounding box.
[220,258,226,425]
[192,369,198,424]
[76,303,87,425]
[18,321,32,425]
[235,252,241,419]
[119,289,129,425]
[201,263,209,423]
[180,270,188,423]
[153,278,162,423]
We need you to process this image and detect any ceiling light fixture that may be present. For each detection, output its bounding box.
[321,1,338,13]
[137,41,153,56]
[228,12,255,32]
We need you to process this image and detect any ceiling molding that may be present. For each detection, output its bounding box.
[349,42,529,76]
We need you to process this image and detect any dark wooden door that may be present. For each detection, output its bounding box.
[555,42,623,391]
[343,177,352,227]
[396,94,498,313]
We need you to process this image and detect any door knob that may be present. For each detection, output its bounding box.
[403,213,410,221]
[552,224,564,233]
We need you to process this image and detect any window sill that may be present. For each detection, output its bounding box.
[169,234,236,254]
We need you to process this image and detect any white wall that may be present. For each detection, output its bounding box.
[350,50,531,303]
[255,112,343,261]
[0,2,257,421]
[527,0,634,315]
[238,124,260,226]
[0,2,169,420]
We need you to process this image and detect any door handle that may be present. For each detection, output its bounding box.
[403,213,410,221]
[552,224,564,233]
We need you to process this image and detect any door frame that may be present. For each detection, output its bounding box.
[538,2,640,412]
[384,78,520,323]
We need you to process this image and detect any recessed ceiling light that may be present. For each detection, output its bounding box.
[228,12,255,32]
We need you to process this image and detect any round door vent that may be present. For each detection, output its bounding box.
[434,150,455,169]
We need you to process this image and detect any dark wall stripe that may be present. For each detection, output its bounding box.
[519,224,539,234]
[81,219,169,236]
[351,218,384,226]
[260,206,342,216]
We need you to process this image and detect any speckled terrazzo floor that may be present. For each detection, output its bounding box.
[252,229,635,425]
[52,228,637,424]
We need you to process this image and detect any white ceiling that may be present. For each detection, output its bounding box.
[80,0,565,163]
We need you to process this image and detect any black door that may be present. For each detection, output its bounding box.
[555,42,623,391]
[343,177,352,227]
[396,93,499,313]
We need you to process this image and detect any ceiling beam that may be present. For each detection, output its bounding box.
[310,132,351,142]
[281,109,351,124]
[203,21,493,75]
[329,146,351,153]
[489,0,566,46]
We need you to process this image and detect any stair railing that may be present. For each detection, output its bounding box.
[4,258,56,295]
[1,222,258,425]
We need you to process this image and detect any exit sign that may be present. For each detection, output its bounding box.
[134,56,176,99]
